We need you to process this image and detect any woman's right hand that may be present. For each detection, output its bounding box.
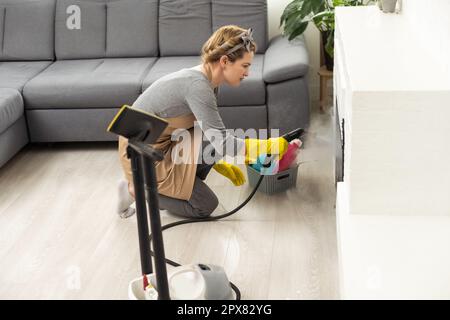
[244,137,288,164]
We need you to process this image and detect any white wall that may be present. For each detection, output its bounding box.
[267,0,321,105]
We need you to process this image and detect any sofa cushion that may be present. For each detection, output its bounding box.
[212,0,268,54]
[218,54,265,106]
[0,61,53,91]
[142,56,202,91]
[23,58,157,109]
[159,0,212,56]
[55,0,158,60]
[106,0,159,58]
[55,0,106,59]
[219,105,267,131]
[0,0,55,61]
[0,88,23,134]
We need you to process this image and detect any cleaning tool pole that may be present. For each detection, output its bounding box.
[128,147,153,282]
[141,154,171,300]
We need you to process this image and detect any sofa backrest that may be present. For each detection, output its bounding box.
[159,0,268,56]
[0,0,55,61]
[55,0,159,60]
[0,0,268,61]
[159,0,211,56]
[212,0,267,55]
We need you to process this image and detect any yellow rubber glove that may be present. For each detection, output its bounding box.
[244,137,289,164]
[213,160,246,186]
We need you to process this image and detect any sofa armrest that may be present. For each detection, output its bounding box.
[263,35,309,84]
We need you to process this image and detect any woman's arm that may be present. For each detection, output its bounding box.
[185,79,245,158]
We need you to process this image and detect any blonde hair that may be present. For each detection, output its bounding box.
[201,25,257,64]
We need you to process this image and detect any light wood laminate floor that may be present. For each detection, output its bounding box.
[0,109,338,299]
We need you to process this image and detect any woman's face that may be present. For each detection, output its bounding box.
[223,51,254,87]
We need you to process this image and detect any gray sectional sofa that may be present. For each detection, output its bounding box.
[0,0,310,168]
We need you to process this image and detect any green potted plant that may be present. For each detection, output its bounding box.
[280,0,373,71]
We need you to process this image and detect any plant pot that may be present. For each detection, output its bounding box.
[381,0,397,13]
[321,30,334,71]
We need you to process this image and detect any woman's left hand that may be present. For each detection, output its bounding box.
[213,160,246,186]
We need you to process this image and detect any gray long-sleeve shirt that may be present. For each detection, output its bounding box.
[132,67,245,158]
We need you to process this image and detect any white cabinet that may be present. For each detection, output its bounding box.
[334,5,450,216]
[334,3,450,299]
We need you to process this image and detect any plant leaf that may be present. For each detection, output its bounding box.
[288,21,308,41]
[280,0,300,27]
[311,0,327,13]
[284,9,306,36]
[312,10,334,31]
[325,30,335,58]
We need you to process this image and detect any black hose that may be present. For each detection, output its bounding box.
[148,174,265,300]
